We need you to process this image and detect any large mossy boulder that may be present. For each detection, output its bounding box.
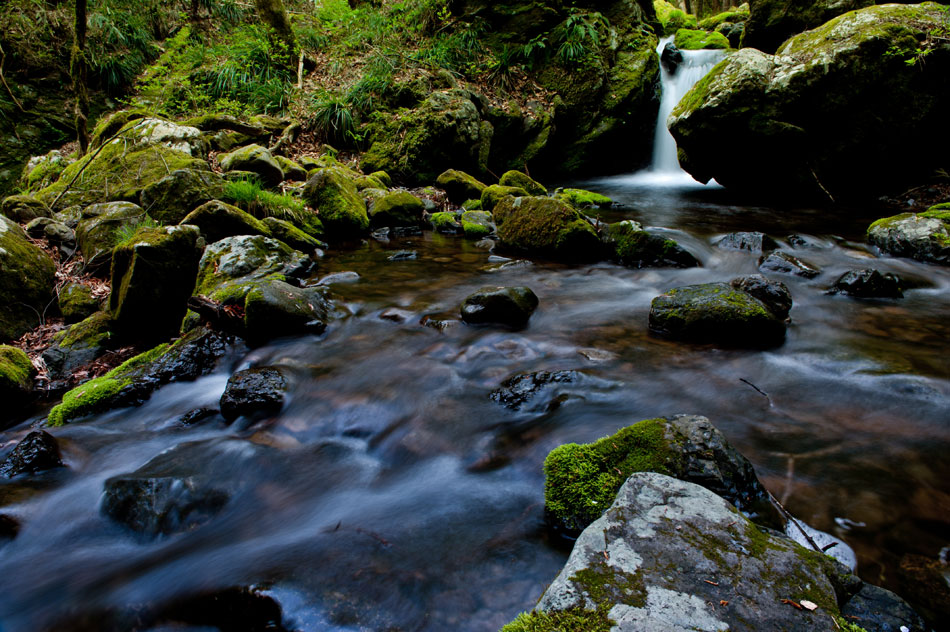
[110,225,203,342]
[368,191,425,227]
[498,170,547,196]
[480,184,528,213]
[605,221,699,268]
[0,345,36,415]
[74,202,147,272]
[435,169,487,203]
[495,196,602,262]
[867,204,950,265]
[302,168,370,239]
[58,282,101,324]
[674,27,731,49]
[669,3,950,201]
[648,276,791,346]
[139,168,225,225]
[543,415,777,535]
[243,279,331,346]
[1,195,51,223]
[180,201,270,244]
[0,216,56,341]
[218,144,284,187]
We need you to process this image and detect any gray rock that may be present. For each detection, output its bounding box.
[243,279,330,346]
[219,144,284,187]
[1,194,51,223]
[460,286,539,329]
[0,216,56,340]
[194,235,312,305]
[75,201,145,272]
[605,221,700,269]
[714,232,779,253]
[759,250,821,278]
[867,207,950,266]
[138,168,225,225]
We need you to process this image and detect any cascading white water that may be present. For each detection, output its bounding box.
[633,37,725,185]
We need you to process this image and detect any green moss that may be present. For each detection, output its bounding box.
[55,311,112,349]
[353,175,387,191]
[556,188,613,209]
[0,345,34,390]
[460,210,492,239]
[495,196,602,261]
[544,418,682,528]
[655,0,697,35]
[369,191,424,227]
[833,617,870,632]
[571,563,647,609]
[499,170,547,196]
[674,28,731,50]
[429,211,461,233]
[867,212,912,234]
[921,203,950,222]
[500,609,612,632]
[461,199,482,211]
[698,8,749,31]
[302,167,369,238]
[480,185,528,213]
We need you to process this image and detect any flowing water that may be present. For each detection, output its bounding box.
[2,50,949,632]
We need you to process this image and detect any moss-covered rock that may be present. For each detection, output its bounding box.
[260,217,326,252]
[674,27,731,49]
[495,196,602,262]
[480,184,527,213]
[302,167,370,239]
[353,174,387,191]
[460,210,494,239]
[180,200,270,244]
[867,205,950,265]
[0,345,35,412]
[1,195,51,223]
[669,3,950,201]
[42,311,113,381]
[605,221,700,268]
[655,0,698,35]
[74,202,146,272]
[139,168,225,225]
[218,144,284,187]
[648,279,790,346]
[555,188,613,209]
[0,216,56,341]
[499,170,547,196]
[428,211,463,234]
[435,169,485,204]
[58,282,101,324]
[369,170,392,187]
[110,225,203,342]
[698,5,750,31]
[744,0,878,54]
[274,155,307,182]
[368,191,425,227]
[244,279,330,347]
[18,150,68,193]
[460,286,539,329]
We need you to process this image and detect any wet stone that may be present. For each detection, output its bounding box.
[0,431,65,478]
[387,250,418,261]
[176,407,220,426]
[829,269,903,299]
[489,370,583,411]
[758,250,821,278]
[460,286,539,329]
[220,367,288,423]
[715,231,779,253]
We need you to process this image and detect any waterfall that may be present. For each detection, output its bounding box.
[639,37,726,185]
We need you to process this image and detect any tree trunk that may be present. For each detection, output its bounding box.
[253,0,296,58]
[72,0,89,155]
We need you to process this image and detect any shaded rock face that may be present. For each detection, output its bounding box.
[648,277,791,346]
[0,216,56,341]
[0,345,37,416]
[219,367,288,423]
[714,231,778,253]
[57,282,99,324]
[180,200,270,244]
[829,269,903,298]
[839,581,927,632]
[605,221,700,268]
[758,250,821,278]
[139,168,225,225]
[0,431,64,478]
[194,235,312,305]
[75,202,145,273]
[867,206,950,265]
[302,168,369,239]
[42,311,113,384]
[460,286,539,329]
[368,191,425,228]
[543,415,780,535]
[531,472,848,631]
[435,169,487,204]
[495,196,602,262]
[670,3,950,201]
[243,280,331,346]
[1,194,51,223]
[218,144,284,187]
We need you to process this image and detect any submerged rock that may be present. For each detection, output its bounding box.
[867,205,950,266]
[543,415,778,535]
[605,221,699,268]
[648,278,790,346]
[495,196,602,262]
[714,231,778,253]
[828,269,903,298]
[460,286,539,329]
[758,250,821,278]
[490,370,584,412]
[0,431,64,478]
[0,216,56,341]
[220,367,288,422]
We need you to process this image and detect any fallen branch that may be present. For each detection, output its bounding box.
[740,378,772,405]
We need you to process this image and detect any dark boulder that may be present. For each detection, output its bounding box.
[243,280,331,346]
[490,370,583,411]
[661,41,684,73]
[731,274,793,317]
[758,250,821,278]
[714,231,779,253]
[828,269,903,298]
[460,286,539,329]
[605,221,700,268]
[839,582,927,632]
[0,431,64,478]
[219,367,288,423]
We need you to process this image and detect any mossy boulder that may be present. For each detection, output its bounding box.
[368,191,425,228]
[867,205,950,265]
[58,282,101,324]
[244,279,331,347]
[499,170,547,196]
[555,188,613,210]
[275,156,307,182]
[480,184,527,213]
[744,0,887,54]
[460,210,494,238]
[353,174,387,191]
[139,168,225,225]
[669,3,950,201]
[460,286,539,329]
[674,27,731,49]
[495,196,602,262]
[194,235,312,306]
[302,167,370,239]
[605,221,700,268]
[655,0,698,35]
[0,345,36,414]
[429,211,463,234]
[18,150,68,193]
[1,195,51,223]
[218,144,284,187]
[92,116,207,156]
[180,201,270,244]
[648,278,791,346]
[74,202,146,273]
[110,225,203,342]
[42,311,114,381]
[260,217,326,253]
[0,216,56,341]
[361,90,492,184]
[369,171,392,187]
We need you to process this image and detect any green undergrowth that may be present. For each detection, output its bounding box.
[500,608,612,632]
[222,178,321,236]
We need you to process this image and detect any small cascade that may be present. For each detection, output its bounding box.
[639,37,726,185]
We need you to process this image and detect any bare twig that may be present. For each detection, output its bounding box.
[0,43,27,113]
[740,378,772,406]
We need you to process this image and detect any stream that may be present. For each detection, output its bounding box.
[1,46,949,632]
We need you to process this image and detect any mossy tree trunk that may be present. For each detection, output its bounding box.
[253,0,296,62]
[72,0,90,156]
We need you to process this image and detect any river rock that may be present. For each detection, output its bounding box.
[220,367,288,422]
[838,581,927,632]
[260,217,325,253]
[0,216,56,341]
[180,200,269,244]
[543,415,779,534]
[867,205,950,265]
[744,0,879,54]
[486,370,618,416]
[243,279,331,346]
[605,221,699,268]
[368,191,425,227]
[0,431,64,478]
[41,311,113,383]
[460,210,494,239]
[139,168,225,225]
[194,235,312,305]
[1,194,51,223]
[0,345,37,418]
[46,327,232,426]
[518,472,862,632]
[495,196,602,262]
[730,274,793,317]
[0,514,19,541]
[480,185,527,213]
[275,155,307,182]
[669,4,950,201]
[714,231,778,253]
[555,188,614,210]
[758,250,821,278]
[460,286,539,329]
[26,217,76,257]
[219,144,284,187]
[648,278,790,346]
[436,169,487,203]
[429,211,463,234]
[661,41,684,73]
[302,167,369,239]
[74,201,146,273]
[499,170,546,196]
[828,269,903,299]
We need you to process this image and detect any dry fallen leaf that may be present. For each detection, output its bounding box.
[800,600,818,611]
